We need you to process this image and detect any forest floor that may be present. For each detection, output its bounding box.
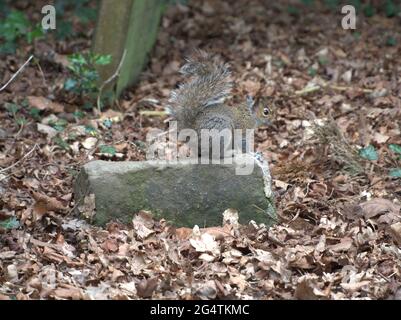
[0,0,401,299]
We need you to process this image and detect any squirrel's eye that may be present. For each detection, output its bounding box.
[263,107,270,116]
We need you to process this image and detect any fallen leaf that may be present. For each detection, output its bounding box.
[82,137,98,150]
[32,191,66,221]
[136,277,158,298]
[327,237,353,252]
[389,222,401,245]
[28,96,64,113]
[37,123,58,138]
[360,198,400,219]
[190,232,220,255]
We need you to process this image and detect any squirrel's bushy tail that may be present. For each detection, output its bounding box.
[167,50,232,128]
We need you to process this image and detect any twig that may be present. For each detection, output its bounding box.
[139,110,168,117]
[97,49,127,113]
[35,60,49,93]
[0,55,34,92]
[295,82,374,95]
[0,144,38,174]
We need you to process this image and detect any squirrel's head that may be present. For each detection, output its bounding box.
[247,95,277,127]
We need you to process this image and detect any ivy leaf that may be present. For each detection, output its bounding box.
[85,125,97,135]
[15,116,27,126]
[73,110,85,119]
[53,136,70,150]
[384,0,399,17]
[389,168,401,178]
[64,78,77,91]
[386,36,397,47]
[103,119,113,128]
[389,144,401,155]
[0,217,20,229]
[93,54,112,66]
[5,103,20,115]
[359,145,378,161]
[99,145,116,156]
[26,25,45,44]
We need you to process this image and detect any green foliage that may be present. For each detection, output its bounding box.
[54,0,98,40]
[56,20,74,40]
[85,125,97,135]
[389,144,401,156]
[4,100,45,126]
[287,5,300,16]
[349,0,362,12]
[300,0,314,6]
[49,118,69,132]
[323,0,339,10]
[73,110,85,119]
[359,145,378,161]
[386,36,397,47]
[5,102,20,115]
[363,4,375,17]
[0,217,19,229]
[308,67,317,76]
[53,136,70,150]
[384,0,400,17]
[386,144,401,178]
[29,107,41,120]
[389,168,401,178]
[103,119,113,129]
[0,10,44,54]
[64,53,112,107]
[318,55,329,66]
[4,102,26,127]
[99,145,116,156]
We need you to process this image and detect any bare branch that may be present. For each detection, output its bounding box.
[97,50,127,112]
[0,55,34,92]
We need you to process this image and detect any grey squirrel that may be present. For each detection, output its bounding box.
[167,50,273,157]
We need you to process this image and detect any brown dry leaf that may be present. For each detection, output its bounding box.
[53,285,83,300]
[373,132,390,144]
[190,232,220,255]
[37,123,58,138]
[101,238,119,253]
[242,79,261,96]
[295,278,321,300]
[202,226,231,241]
[194,280,217,300]
[341,281,370,292]
[136,277,158,298]
[28,96,64,113]
[132,211,155,240]
[32,191,66,221]
[53,53,70,68]
[222,208,239,227]
[389,222,401,245]
[360,198,400,220]
[79,194,96,220]
[175,227,193,240]
[327,237,353,252]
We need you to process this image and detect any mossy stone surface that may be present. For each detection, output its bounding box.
[74,159,276,227]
